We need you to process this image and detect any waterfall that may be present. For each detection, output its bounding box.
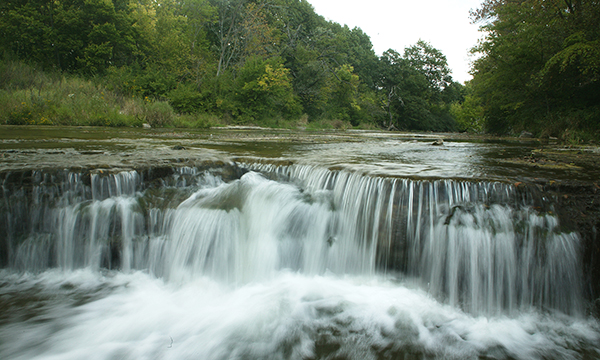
[0,164,584,316]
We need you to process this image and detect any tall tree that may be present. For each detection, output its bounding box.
[233,56,300,121]
[0,0,146,74]
[377,43,458,131]
[404,40,452,95]
[208,0,278,77]
[471,0,600,138]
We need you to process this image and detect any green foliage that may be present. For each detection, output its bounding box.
[377,47,459,131]
[104,65,178,99]
[323,65,361,125]
[173,113,220,129]
[0,0,464,132]
[404,40,452,95]
[141,101,175,127]
[0,57,60,90]
[232,57,301,122]
[0,59,176,128]
[451,95,485,133]
[168,83,214,114]
[471,0,600,140]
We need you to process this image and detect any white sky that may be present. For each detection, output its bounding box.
[307,0,484,83]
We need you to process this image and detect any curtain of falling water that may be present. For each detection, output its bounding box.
[0,164,584,316]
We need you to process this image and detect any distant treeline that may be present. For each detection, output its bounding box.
[0,0,464,130]
[1,0,598,140]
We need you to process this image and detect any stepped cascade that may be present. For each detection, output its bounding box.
[0,163,598,359]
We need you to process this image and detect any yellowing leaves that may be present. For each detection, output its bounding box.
[257,64,292,91]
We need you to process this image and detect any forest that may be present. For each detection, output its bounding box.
[470,0,600,142]
[0,0,598,140]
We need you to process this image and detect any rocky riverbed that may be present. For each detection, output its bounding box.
[2,125,600,315]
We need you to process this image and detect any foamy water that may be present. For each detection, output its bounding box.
[1,270,598,360]
[1,166,599,359]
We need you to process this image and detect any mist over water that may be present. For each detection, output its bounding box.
[1,164,599,359]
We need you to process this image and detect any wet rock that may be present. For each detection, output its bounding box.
[592,298,600,318]
[431,138,444,146]
[224,165,248,182]
[519,131,534,138]
[172,145,185,150]
[79,151,104,155]
[536,180,600,315]
[142,166,175,184]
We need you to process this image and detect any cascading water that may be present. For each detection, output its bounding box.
[0,164,598,359]
[246,164,584,315]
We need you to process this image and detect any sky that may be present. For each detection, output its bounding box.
[307,0,484,84]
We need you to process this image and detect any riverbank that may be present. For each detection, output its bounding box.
[0,60,372,131]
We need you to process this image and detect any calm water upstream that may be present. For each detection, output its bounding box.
[0,126,599,359]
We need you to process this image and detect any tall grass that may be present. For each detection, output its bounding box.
[0,60,366,131]
[0,60,214,128]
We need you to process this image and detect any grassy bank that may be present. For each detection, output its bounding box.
[0,60,223,129]
[0,60,365,131]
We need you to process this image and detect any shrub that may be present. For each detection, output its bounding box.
[144,101,175,127]
[169,84,213,114]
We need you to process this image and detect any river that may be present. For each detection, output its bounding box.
[1,126,599,359]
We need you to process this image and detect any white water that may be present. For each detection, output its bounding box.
[1,270,598,360]
[1,165,599,359]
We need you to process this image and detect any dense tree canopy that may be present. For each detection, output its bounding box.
[0,0,462,130]
[3,0,598,139]
[469,0,600,140]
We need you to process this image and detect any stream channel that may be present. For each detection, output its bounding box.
[1,126,599,359]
